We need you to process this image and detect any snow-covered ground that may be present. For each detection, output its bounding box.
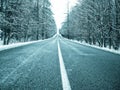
[69,39,120,55]
[0,40,42,51]
[0,34,57,52]
[1,35,120,55]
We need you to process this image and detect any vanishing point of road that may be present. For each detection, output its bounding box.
[0,35,120,90]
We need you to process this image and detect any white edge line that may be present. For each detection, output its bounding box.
[57,40,71,90]
[63,37,120,55]
[0,34,57,52]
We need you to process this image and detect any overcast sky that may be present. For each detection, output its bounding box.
[50,0,77,30]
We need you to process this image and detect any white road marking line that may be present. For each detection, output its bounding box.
[57,40,71,90]
[61,40,94,56]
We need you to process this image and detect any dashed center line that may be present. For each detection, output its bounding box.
[57,40,71,90]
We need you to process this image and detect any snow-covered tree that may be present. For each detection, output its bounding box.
[0,0,56,45]
[60,0,120,50]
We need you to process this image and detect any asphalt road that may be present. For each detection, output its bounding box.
[0,35,120,90]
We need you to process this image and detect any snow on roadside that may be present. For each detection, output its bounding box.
[0,34,57,52]
[66,38,120,55]
[0,40,42,52]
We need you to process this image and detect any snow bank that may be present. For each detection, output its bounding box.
[67,39,120,55]
[0,40,42,51]
[0,34,57,52]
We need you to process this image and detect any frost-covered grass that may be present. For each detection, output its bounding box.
[67,39,120,55]
[0,40,42,51]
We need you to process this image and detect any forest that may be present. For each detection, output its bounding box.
[60,0,120,50]
[0,0,56,45]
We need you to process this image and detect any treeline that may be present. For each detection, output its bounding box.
[0,0,56,45]
[60,0,120,50]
